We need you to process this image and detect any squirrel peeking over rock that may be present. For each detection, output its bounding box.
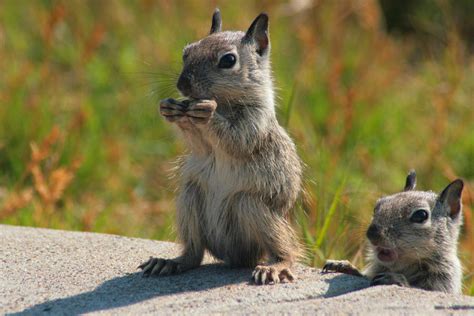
[323,170,464,294]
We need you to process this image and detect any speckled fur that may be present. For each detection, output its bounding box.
[323,172,463,294]
[144,11,302,284]
[363,185,463,293]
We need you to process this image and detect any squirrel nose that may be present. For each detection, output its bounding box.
[366,224,381,243]
[177,73,192,96]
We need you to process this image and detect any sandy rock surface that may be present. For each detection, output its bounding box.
[1,224,473,315]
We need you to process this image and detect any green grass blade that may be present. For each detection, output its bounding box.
[315,177,347,249]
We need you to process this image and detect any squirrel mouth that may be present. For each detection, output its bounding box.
[376,247,398,262]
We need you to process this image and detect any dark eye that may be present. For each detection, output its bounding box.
[218,53,236,69]
[410,209,429,223]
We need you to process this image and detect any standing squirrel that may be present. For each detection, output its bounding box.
[139,9,302,285]
[323,171,464,294]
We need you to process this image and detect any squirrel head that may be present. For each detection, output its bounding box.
[177,9,274,107]
[367,170,464,268]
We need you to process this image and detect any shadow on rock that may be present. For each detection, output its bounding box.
[10,264,251,315]
[322,273,370,298]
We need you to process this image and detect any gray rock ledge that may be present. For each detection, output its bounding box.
[1,224,473,315]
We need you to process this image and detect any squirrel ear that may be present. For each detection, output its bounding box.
[438,179,464,219]
[210,8,222,34]
[403,170,417,191]
[244,13,269,56]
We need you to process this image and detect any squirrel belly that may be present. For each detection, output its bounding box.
[179,117,301,267]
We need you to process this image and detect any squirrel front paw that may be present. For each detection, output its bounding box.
[371,272,409,287]
[186,99,217,125]
[322,260,363,277]
[159,98,188,122]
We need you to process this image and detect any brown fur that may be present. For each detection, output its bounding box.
[322,171,464,294]
[140,10,302,285]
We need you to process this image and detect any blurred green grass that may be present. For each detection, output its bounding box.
[0,0,472,295]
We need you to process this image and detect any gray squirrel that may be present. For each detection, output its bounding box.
[139,9,302,285]
[323,170,464,294]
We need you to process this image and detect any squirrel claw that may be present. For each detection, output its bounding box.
[186,99,217,125]
[252,265,294,285]
[159,98,187,122]
[321,260,363,277]
[371,272,409,287]
[139,257,185,277]
[137,256,153,270]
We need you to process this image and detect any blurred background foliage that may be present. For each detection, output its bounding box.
[0,0,472,294]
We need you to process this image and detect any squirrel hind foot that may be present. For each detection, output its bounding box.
[139,257,192,277]
[252,262,295,285]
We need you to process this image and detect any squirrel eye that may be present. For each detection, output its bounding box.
[218,53,236,69]
[410,209,429,223]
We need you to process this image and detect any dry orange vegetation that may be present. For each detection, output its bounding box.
[0,0,472,294]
